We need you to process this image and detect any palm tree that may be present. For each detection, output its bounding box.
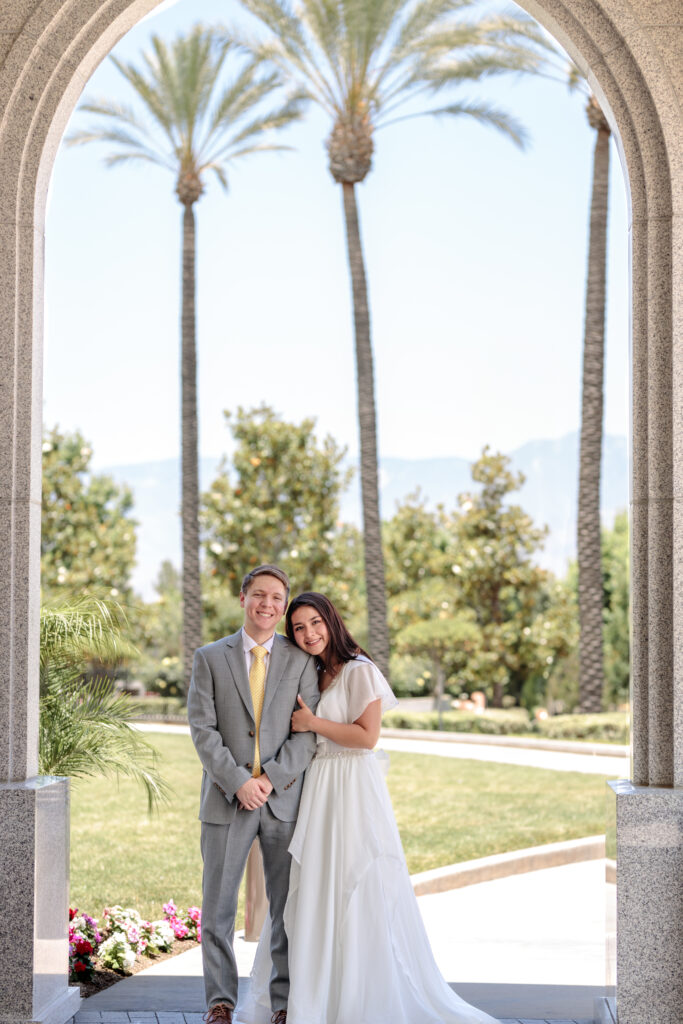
[576,90,611,712]
[240,0,548,677]
[68,27,303,691]
[40,595,170,810]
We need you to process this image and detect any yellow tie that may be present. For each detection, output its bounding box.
[249,645,267,776]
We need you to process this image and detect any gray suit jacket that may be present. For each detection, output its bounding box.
[187,630,319,824]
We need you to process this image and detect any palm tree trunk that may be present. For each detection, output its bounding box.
[180,200,203,694]
[577,117,610,713]
[341,182,390,679]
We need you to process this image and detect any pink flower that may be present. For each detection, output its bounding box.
[163,900,177,917]
[172,921,189,939]
[187,907,201,923]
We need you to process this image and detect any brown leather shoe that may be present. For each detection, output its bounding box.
[203,1004,234,1024]
[271,1012,287,1024]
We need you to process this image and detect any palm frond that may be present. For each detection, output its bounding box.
[39,675,171,812]
[70,23,302,193]
[207,98,305,157]
[40,595,138,672]
[397,98,528,148]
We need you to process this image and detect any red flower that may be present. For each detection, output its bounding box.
[69,908,76,921]
[75,938,93,955]
[74,961,86,973]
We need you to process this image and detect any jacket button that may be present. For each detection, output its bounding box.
[246,762,253,770]
[249,730,255,737]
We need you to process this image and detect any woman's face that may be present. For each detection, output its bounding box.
[290,605,330,660]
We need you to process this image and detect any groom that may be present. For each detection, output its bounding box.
[188,564,319,1024]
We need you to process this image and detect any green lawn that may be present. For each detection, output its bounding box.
[70,733,615,924]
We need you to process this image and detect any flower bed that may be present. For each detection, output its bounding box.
[69,899,201,994]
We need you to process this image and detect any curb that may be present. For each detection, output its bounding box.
[411,835,606,896]
[381,727,629,759]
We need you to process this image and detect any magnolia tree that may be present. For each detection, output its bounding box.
[42,426,137,598]
[201,406,364,637]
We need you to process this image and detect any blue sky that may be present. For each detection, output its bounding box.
[43,0,629,472]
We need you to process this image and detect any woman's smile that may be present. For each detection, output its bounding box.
[290,606,330,657]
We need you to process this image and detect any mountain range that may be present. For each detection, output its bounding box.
[101,431,629,599]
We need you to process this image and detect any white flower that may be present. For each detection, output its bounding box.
[98,932,136,973]
[150,920,174,951]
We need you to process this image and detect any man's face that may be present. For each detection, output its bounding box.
[240,574,288,641]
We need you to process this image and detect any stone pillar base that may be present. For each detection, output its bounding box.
[611,780,683,1024]
[0,777,80,1024]
[594,995,617,1023]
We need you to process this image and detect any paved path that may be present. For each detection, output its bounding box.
[135,722,628,777]
[379,735,626,776]
[75,1015,593,1024]
[83,861,610,1022]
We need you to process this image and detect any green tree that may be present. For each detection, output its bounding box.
[383,491,455,597]
[450,447,553,707]
[395,613,481,723]
[67,26,303,692]
[41,426,136,598]
[242,0,548,678]
[132,560,184,697]
[602,510,629,708]
[201,405,357,622]
[39,595,169,810]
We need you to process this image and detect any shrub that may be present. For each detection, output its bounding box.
[536,712,629,744]
[382,708,532,735]
[129,695,188,719]
[381,708,629,743]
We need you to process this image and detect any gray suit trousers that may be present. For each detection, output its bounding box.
[200,804,295,1011]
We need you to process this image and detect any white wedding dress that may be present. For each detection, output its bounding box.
[235,657,498,1024]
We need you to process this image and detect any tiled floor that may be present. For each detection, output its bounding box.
[72,1015,595,1024]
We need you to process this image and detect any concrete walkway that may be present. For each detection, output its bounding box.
[82,860,610,1022]
[379,735,627,776]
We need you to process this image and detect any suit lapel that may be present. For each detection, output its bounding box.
[223,632,254,720]
[262,633,292,718]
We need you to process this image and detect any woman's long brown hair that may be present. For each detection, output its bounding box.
[285,592,371,670]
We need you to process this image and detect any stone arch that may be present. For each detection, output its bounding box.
[1,3,681,1022]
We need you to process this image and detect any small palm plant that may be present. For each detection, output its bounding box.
[40,595,170,810]
[239,0,551,676]
[67,26,304,691]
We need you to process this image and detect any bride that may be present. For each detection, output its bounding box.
[236,592,498,1024]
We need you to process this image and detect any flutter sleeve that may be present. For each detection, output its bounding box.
[345,657,399,723]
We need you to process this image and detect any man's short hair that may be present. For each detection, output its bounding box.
[240,564,290,602]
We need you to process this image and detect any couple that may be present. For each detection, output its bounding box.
[187,564,497,1024]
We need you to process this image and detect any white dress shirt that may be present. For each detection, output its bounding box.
[241,627,276,680]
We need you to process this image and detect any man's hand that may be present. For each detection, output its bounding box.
[291,694,316,733]
[236,777,268,810]
[257,774,273,797]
